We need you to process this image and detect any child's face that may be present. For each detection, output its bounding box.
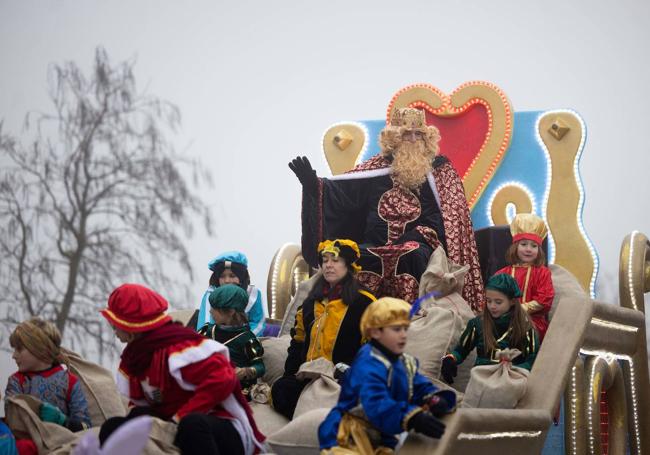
[12,345,50,373]
[369,324,409,355]
[485,289,515,318]
[219,269,241,286]
[210,308,234,325]
[111,325,136,344]
[516,240,539,264]
[321,253,348,286]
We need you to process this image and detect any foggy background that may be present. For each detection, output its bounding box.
[1,0,649,404]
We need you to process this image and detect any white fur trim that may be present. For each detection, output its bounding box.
[245,285,258,313]
[168,339,229,391]
[329,167,391,180]
[222,394,266,455]
[115,369,131,397]
[115,369,147,405]
[426,172,441,208]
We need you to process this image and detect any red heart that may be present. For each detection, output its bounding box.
[423,104,490,181]
[387,82,513,208]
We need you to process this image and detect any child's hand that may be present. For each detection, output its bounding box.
[440,355,457,384]
[426,395,452,418]
[236,367,256,381]
[408,411,445,439]
[39,402,67,426]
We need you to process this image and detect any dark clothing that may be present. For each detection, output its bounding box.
[175,413,245,455]
[199,323,265,390]
[450,311,539,370]
[283,289,376,377]
[270,376,310,420]
[100,408,245,455]
[301,165,444,304]
[300,154,485,310]
[271,288,375,419]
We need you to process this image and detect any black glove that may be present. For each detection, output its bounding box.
[288,156,318,194]
[440,356,457,385]
[407,410,445,439]
[333,362,350,383]
[426,395,451,418]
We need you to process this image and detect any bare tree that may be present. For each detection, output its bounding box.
[0,47,213,361]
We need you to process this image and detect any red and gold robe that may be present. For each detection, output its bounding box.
[300,155,484,311]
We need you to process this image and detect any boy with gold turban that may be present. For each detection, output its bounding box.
[319,297,456,454]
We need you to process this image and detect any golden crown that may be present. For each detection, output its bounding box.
[510,213,548,244]
[390,107,426,129]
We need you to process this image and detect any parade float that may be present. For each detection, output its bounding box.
[264,82,650,454]
[5,82,649,455]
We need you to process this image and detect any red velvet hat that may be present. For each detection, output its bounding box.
[100,284,171,333]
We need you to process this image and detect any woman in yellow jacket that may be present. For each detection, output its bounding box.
[271,239,376,419]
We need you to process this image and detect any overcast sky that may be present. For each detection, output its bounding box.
[1,0,650,387]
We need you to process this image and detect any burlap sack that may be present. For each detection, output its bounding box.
[48,417,179,455]
[260,335,291,386]
[168,309,195,327]
[267,407,331,455]
[293,358,340,418]
[461,349,530,409]
[6,395,177,455]
[62,349,126,426]
[405,246,476,391]
[250,402,290,436]
[418,245,470,298]
[5,395,77,452]
[279,271,322,337]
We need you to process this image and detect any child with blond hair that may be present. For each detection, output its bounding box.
[6,318,91,432]
[319,297,455,453]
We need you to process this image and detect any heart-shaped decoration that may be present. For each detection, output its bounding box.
[387,82,513,208]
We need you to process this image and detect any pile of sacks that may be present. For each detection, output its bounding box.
[255,246,478,454]
[5,247,583,454]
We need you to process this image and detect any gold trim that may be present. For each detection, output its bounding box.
[102,309,169,328]
[538,111,594,293]
[618,231,650,453]
[386,82,513,209]
[358,289,377,301]
[510,265,532,301]
[266,243,310,319]
[402,408,422,432]
[490,185,534,225]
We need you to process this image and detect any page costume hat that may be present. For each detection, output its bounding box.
[100,284,171,333]
[510,213,548,246]
[318,239,362,273]
[209,250,251,289]
[209,284,249,312]
[360,297,411,337]
[485,273,523,299]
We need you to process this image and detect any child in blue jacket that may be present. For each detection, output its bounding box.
[319,297,456,453]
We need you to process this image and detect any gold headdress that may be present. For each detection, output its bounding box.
[390,107,427,130]
[379,108,440,156]
[360,297,411,337]
[510,213,548,245]
[317,239,362,273]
